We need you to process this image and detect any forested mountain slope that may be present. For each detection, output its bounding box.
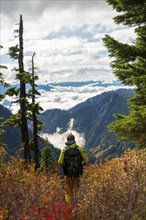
[0,105,21,154]
[0,105,60,159]
[39,89,135,161]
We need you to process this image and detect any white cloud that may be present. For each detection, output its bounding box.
[1,0,136,84]
[2,45,113,84]
[2,83,129,114]
[110,27,136,44]
[40,118,86,150]
[24,36,85,56]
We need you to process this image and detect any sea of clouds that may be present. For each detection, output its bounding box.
[2,81,128,113]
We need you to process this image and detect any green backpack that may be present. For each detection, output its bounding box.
[63,146,83,177]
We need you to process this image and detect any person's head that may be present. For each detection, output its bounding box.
[66,132,75,142]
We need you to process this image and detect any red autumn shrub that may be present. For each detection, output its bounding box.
[22,202,76,220]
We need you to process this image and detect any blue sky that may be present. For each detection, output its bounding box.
[1,0,136,84]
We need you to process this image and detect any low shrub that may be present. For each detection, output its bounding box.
[0,149,145,219]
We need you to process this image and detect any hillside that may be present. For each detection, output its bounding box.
[39,89,135,162]
[72,89,135,162]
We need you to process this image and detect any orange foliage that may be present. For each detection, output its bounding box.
[0,149,145,219]
[0,155,65,219]
[77,149,146,219]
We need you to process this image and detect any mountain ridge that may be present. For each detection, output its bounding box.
[39,88,135,161]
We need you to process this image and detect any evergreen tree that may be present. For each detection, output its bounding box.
[6,15,31,163]
[40,139,56,174]
[18,15,31,162]
[103,0,146,148]
[28,52,43,171]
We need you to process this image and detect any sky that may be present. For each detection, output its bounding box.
[1,0,136,84]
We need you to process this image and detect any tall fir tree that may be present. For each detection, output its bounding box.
[103,0,146,148]
[28,52,43,171]
[6,15,31,163]
[18,14,31,163]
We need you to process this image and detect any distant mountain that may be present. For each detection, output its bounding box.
[39,89,135,162]
[49,80,124,87]
[37,84,53,91]
[69,88,134,113]
[0,80,125,95]
[0,84,53,94]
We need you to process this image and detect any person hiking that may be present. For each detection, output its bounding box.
[58,132,89,205]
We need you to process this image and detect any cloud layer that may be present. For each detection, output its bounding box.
[1,0,136,84]
[2,82,130,114]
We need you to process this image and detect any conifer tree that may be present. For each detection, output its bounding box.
[19,15,31,162]
[6,15,31,163]
[28,52,43,171]
[40,139,56,174]
[103,0,146,148]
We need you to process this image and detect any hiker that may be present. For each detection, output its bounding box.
[58,132,89,205]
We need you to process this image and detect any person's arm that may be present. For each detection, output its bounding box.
[58,148,66,166]
[78,146,89,165]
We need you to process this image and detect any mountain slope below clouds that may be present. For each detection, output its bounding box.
[40,109,70,133]
[0,105,21,153]
[72,90,133,148]
[0,105,60,159]
[72,91,135,162]
[39,89,135,161]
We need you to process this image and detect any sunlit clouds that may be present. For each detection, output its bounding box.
[1,0,136,84]
[2,82,129,113]
[40,118,86,150]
